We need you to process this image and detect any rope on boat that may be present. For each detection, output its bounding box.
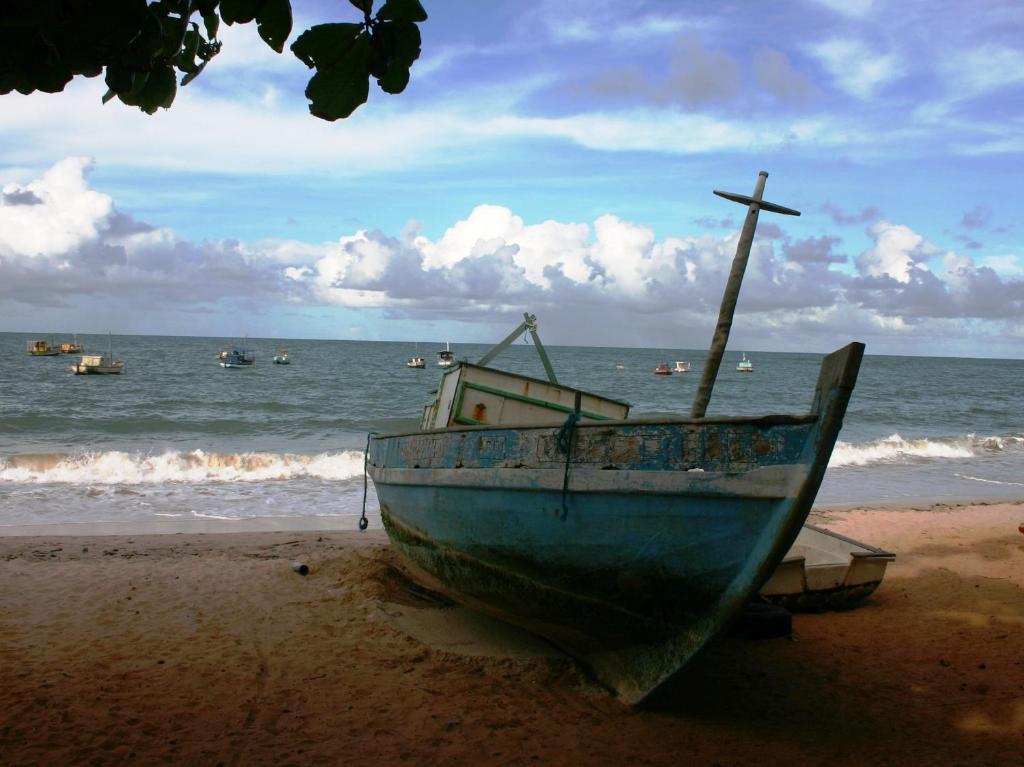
[359,432,376,531]
[555,392,583,520]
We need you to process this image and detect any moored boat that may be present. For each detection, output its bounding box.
[654,362,673,375]
[72,353,125,375]
[437,342,455,368]
[60,337,83,354]
[407,342,425,368]
[27,339,60,356]
[220,348,255,368]
[72,335,124,375]
[365,173,860,704]
[737,353,753,372]
[273,348,290,365]
[673,361,691,373]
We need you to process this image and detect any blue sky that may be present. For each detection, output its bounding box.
[1,0,1022,357]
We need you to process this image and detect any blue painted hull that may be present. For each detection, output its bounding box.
[368,343,864,703]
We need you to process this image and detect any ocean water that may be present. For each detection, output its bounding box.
[1,332,1022,530]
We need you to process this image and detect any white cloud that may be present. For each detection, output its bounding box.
[2,159,1022,353]
[855,221,937,283]
[807,38,903,99]
[809,0,876,17]
[944,44,1024,99]
[0,157,112,257]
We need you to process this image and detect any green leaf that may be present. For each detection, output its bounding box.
[104,65,134,95]
[220,0,266,25]
[181,60,207,86]
[116,70,150,106]
[348,0,373,14]
[377,0,427,23]
[134,63,177,113]
[159,13,187,58]
[385,20,421,67]
[256,0,292,53]
[368,21,418,94]
[304,33,371,120]
[290,23,363,69]
[174,27,201,72]
[376,64,409,94]
[202,11,219,39]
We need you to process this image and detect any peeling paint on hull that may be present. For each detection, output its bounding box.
[368,343,865,704]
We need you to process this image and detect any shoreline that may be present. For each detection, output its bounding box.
[2,501,1022,764]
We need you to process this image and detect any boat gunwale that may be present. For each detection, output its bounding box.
[372,412,819,441]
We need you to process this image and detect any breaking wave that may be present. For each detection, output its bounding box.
[829,433,1023,468]
[0,449,365,484]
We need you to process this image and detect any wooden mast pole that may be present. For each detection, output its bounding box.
[691,171,800,418]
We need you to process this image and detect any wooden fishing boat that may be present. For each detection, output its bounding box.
[654,362,673,375]
[365,173,864,704]
[60,337,83,354]
[27,339,60,356]
[72,335,124,375]
[220,348,255,368]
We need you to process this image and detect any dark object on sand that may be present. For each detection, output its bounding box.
[729,602,792,640]
[292,562,309,576]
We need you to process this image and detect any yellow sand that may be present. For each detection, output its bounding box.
[1,502,1022,765]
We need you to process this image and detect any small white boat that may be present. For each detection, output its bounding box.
[437,341,455,368]
[273,348,290,365]
[407,342,425,368]
[737,353,753,372]
[759,524,895,611]
[72,336,124,375]
[673,361,691,373]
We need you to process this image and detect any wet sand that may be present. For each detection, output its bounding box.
[1,502,1022,766]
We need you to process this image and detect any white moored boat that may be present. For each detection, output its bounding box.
[437,341,455,368]
[673,361,691,373]
[737,353,753,372]
[73,334,124,375]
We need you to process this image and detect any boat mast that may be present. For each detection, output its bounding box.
[476,312,558,384]
[691,171,800,418]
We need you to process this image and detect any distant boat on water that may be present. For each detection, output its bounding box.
[72,335,124,375]
[654,362,673,375]
[220,348,255,368]
[27,339,60,356]
[406,342,425,368]
[273,348,290,365]
[673,361,691,373]
[437,341,455,368]
[60,336,83,354]
[737,353,753,373]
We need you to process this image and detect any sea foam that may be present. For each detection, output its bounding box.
[0,449,365,484]
[830,433,976,468]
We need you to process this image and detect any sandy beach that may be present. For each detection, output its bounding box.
[1,502,1022,766]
